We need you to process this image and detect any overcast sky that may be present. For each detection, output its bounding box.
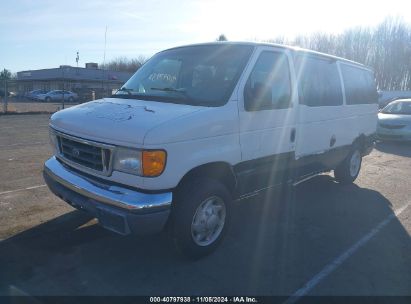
[1,0,410,72]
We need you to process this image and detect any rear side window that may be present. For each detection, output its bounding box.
[341,65,377,105]
[295,55,343,107]
[244,51,292,111]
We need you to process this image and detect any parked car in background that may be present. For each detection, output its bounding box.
[25,89,49,100]
[377,99,411,141]
[36,90,78,102]
[378,90,411,109]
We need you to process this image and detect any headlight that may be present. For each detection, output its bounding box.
[113,148,166,177]
[49,129,59,155]
[113,147,142,175]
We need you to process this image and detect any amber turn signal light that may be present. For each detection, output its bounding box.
[142,150,166,177]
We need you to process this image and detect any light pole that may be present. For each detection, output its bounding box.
[1,69,8,113]
[3,78,7,113]
[102,26,107,96]
[62,67,65,109]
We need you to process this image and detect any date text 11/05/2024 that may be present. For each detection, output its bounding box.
[149,297,258,303]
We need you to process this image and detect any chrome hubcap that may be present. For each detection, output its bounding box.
[191,196,226,246]
[350,150,361,177]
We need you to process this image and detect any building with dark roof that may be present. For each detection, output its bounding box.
[16,63,133,100]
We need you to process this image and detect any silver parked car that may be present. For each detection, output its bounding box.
[25,89,49,100]
[377,99,411,141]
[36,90,78,102]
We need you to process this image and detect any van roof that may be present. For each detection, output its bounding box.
[164,41,371,71]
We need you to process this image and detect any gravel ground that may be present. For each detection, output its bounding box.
[0,99,78,114]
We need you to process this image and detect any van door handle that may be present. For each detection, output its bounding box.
[290,128,296,143]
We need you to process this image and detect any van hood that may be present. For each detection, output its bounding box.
[50,98,204,146]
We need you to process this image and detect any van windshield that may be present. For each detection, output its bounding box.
[114,44,254,107]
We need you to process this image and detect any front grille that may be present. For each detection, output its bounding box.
[380,123,405,129]
[56,133,112,174]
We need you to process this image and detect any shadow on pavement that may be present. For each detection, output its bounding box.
[0,175,409,297]
[375,141,411,157]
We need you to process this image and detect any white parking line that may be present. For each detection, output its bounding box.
[284,201,411,304]
[0,185,47,196]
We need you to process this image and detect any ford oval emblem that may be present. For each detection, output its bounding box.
[72,148,80,157]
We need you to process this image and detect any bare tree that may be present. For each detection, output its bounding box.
[267,17,411,90]
[100,56,148,73]
[216,34,228,41]
[0,69,12,80]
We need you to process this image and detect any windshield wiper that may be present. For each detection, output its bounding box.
[150,87,187,97]
[116,87,134,95]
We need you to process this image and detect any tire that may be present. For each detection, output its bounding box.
[171,178,231,259]
[334,147,362,184]
[68,97,74,102]
[45,97,51,102]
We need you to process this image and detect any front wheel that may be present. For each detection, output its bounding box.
[334,147,362,184]
[171,178,231,259]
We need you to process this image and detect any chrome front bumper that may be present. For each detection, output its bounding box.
[43,157,172,235]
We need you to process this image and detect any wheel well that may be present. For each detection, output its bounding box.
[177,162,237,194]
[353,134,366,153]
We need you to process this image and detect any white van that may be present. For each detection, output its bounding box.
[44,42,378,258]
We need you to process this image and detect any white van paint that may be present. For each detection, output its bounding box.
[44,42,378,257]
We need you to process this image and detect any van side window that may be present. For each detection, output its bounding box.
[341,65,377,105]
[295,55,343,107]
[244,51,292,111]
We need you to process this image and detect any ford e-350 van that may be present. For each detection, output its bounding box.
[44,42,378,258]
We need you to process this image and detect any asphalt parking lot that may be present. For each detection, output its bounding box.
[0,114,410,298]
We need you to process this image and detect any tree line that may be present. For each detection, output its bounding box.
[267,17,411,91]
[99,56,148,73]
[101,18,410,91]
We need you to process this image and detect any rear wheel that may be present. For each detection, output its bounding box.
[45,97,51,102]
[334,147,362,184]
[171,178,231,259]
